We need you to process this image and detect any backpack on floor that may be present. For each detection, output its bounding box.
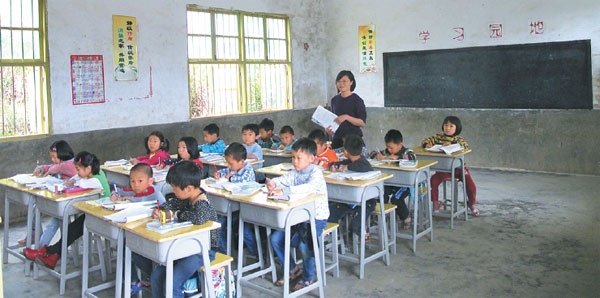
[183,266,236,298]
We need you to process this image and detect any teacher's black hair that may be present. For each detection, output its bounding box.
[336,70,356,92]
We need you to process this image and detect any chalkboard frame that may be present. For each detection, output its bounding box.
[383,40,592,109]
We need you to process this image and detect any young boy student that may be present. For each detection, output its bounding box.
[242,123,265,181]
[271,125,297,151]
[213,143,259,256]
[308,129,338,168]
[266,138,329,290]
[146,161,220,298]
[258,118,280,148]
[369,129,416,229]
[200,123,226,154]
[327,135,376,238]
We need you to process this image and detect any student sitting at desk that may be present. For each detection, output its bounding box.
[257,118,280,149]
[421,116,479,216]
[24,151,111,269]
[150,161,219,298]
[130,131,171,166]
[266,138,329,290]
[271,125,297,151]
[21,140,77,245]
[242,123,265,181]
[200,123,226,154]
[370,129,416,229]
[328,135,376,240]
[213,143,258,257]
[308,129,338,168]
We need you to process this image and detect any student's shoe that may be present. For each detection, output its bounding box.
[36,252,60,269]
[131,281,143,296]
[433,201,443,213]
[17,236,35,245]
[471,208,480,217]
[23,245,46,260]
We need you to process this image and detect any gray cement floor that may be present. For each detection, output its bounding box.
[2,169,599,297]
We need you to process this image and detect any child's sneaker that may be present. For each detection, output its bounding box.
[433,201,443,213]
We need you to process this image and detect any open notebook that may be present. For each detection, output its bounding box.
[327,170,382,181]
[146,220,193,234]
[206,178,263,196]
[311,105,339,132]
[426,144,463,155]
[103,206,153,223]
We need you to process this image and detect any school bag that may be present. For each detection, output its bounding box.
[183,266,236,298]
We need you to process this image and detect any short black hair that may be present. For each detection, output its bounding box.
[384,129,403,144]
[336,70,357,92]
[242,123,259,136]
[166,161,203,189]
[50,140,74,161]
[292,137,317,156]
[308,129,327,144]
[442,116,462,136]
[178,137,200,160]
[343,135,364,156]
[279,125,294,135]
[74,151,100,175]
[224,142,247,161]
[130,163,153,178]
[145,131,170,154]
[203,123,220,136]
[259,118,274,132]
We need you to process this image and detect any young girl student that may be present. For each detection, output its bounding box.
[24,151,111,269]
[130,131,171,166]
[21,140,77,245]
[421,116,479,216]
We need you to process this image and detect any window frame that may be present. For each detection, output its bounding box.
[186,6,293,118]
[0,0,51,141]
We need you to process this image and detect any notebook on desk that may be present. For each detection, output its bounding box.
[146,220,193,234]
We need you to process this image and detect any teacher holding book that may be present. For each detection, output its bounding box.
[326,70,367,149]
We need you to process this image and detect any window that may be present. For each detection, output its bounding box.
[0,0,49,138]
[187,7,292,118]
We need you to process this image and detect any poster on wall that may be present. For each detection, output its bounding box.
[113,15,138,81]
[359,24,376,73]
[70,55,105,105]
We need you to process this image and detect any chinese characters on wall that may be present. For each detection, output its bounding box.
[113,15,138,81]
[358,25,376,73]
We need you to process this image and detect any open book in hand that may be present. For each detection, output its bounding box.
[426,143,463,155]
[146,220,193,234]
[103,205,153,223]
[311,105,339,132]
[327,170,382,181]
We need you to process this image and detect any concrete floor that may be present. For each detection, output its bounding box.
[2,169,599,297]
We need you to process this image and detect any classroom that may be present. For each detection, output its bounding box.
[0,0,599,297]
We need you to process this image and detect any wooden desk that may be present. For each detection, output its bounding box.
[101,164,167,184]
[73,201,131,298]
[1,178,39,276]
[369,160,438,252]
[203,181,325,297]
[202,158,264,178]
[122,217,220,298]
[261,149,292,167]
[256,164,393,279]
[27,185,103,295]
[412,147,471,228]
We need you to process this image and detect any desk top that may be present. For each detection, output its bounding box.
[412,147,471,158]
[73,200,221,243]
[0,178,103,202]
[369,160,438,171]
[261,149,293,158]
[201,180,322,210]
[202,158,264,167]
[101,165,167,182]
[255,164,393,187]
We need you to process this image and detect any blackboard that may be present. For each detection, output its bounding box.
[383,40,592,109]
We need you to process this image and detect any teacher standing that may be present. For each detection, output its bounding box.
[326,70,367,149]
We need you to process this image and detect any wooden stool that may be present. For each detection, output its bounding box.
[318,222,340,285]
[370,203,397,255]
[200,253,234,298]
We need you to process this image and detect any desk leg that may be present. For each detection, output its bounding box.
[450,160,456,229]
[201,248,215,298]
[115,230,123,298]
[33,206,41,279]
[461,158,468,221]
[308,210,325,298]
[412,178,419,254]
[359,198,366,279]
[124,246,131,298]
[427,170,434,242]
[82,224,89,298]
[378,186,390,266]
[166,258,173,298]
[3,195,9,264]
[59,211,70,295]
[237,217,244,297]
[283,223,291,298]
[226,205,232,257]
[24,195,35,276]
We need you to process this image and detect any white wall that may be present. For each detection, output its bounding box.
[323,0,600,108]
[47,0,328,134]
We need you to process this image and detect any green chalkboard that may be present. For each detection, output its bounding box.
[383,40,592,109]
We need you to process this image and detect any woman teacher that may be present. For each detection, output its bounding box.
[326,70,367,149]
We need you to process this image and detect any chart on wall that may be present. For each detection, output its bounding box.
[70,55,105,105]
[359,24,376,73]
[113,15,138,81]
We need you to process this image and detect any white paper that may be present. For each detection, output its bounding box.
[146,220,193,233]
[103,206,153,223]
[426,144,463,155]
[327,170,381,181]
[104,159,129,166]
[268,149,285,153]
[398,160,418,167]
[102,200,158,211]
[311,105,339,132]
